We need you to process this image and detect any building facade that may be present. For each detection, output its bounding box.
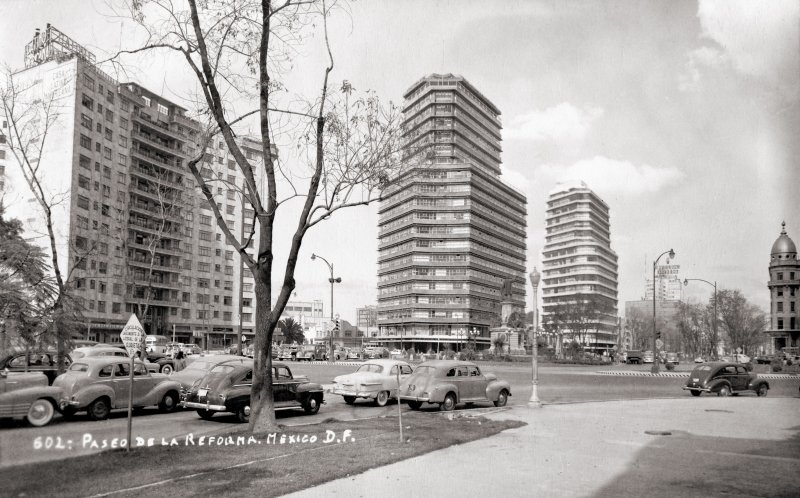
[356,305,378,338]
[4,25,270,349]
[376,74,527,352]
[279,298,325,341]
[766,222,799,352]
[541,182,619,352]
[644,264,683,301]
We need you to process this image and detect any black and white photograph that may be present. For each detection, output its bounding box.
[0,0,798,496]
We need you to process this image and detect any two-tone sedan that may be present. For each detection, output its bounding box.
[332,359,413,406]
[53,357,182,420]
[181,359,324,423]
[683,362,769,397]
[0,371,63,427]
[399,360,511,411]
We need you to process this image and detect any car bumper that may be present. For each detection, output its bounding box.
[59,399,81,410]
[331,387,378,399]
[682,386,710,393]
[181,401,227,411]
[400,395,431,402]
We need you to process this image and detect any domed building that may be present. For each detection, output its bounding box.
[767,222,799,352]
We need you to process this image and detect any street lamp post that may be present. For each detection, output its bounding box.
[684,278,717,360]
[529,267,542,407]
[652,249,675,374]
[311,253,341,363]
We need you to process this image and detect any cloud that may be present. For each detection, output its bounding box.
[503,103,603,142]
[678,46,730,91]
[499,167,531,192]
[688,0,799,93]
[538,156,685,196]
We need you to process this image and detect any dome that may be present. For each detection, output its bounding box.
[771,222,796,255]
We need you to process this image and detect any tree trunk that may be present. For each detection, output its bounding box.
[248,266,277,432]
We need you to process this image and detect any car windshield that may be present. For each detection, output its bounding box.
[209,365,236,375]
[357,364,384,373]
[69,363,89,372]
[71,351,86,360]
[412,366,436,375]
[187,360,215,371]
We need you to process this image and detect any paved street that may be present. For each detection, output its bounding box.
[1,362,798,469]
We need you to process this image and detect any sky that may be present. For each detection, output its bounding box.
[1,0,797,322]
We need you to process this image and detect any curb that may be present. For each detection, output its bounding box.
[595,370,800,380]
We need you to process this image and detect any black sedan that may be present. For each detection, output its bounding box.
[181,359,324,422]
[683,362,769,397]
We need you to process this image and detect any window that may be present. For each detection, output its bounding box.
[118,171,126,184]
[224,281,233,291]
[199,246,211,256]
[777,272,783,281]
[777,318,783,330]
[76,215,89,229]
[103,147,112,160]
[81,94,94,109]
[96,122,102,133]
[113,283,122,295]
[77,195,90,210]
[243,313,252,322]
[118,153,127,165]
[142,96,151,107]
[98,301,106,313]
[83,74,95,90]
[198,262,210,272]
[80,113,93,130]
[98,262,107,274]
[121,99,129,112]
[112,302,121,313]
[106,90,114,104]
[225,250,233,260]
[242,298,251,307]
[105,127,113,141]
[157,103,168,115]
[226,205,235,215]
[228,159,236,170]
[227,190,235,200]
[79,134,91,149]
[105,109,114,122]
[243,283,252,292]
[78,175,90,189]
[214,280,220,288]
[199,214,211,225]
[199,230,212,241]
[223,296,232,306]
[183,259,192,270]
[120,117,128,130]
[118,136,127,148]
[777,302,783,312]
[225,265,233,276]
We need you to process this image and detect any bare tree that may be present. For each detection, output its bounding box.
[1,73,91,372]
[716,289,767,356]
[544,294,615,349]
[624,307,650,350]
[111,0,420,431]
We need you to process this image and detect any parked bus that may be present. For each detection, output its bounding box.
[145,335,169,354]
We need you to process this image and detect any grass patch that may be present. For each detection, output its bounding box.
[1,412,524,497]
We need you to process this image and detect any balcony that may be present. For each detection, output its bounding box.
[133,110,188,141]
[132,130,179,156]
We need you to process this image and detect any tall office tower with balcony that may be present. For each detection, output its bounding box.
[4,25,267,348]
[541,181,619,352]
[377,74,527,352]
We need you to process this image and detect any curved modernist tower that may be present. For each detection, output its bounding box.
[767,222,799,351]
[541,182,619,352]
[376,74,527,351]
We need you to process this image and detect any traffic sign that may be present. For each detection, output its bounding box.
[120,314,146,358]
[655,339,664,350]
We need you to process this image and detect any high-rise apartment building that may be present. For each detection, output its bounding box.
[541,182,619,352]
[644,264,683,301]
[767,222,799,352]
[376,74,527,352]
[4,25,268,349]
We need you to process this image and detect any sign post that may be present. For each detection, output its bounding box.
[120,314,145,452]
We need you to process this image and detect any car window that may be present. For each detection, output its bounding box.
[469,366,481,376]
[133,363,148,376]
[69,363,89,372]
[389,365,398,376]
[736,366,746,375]
[400,365,413,375]
[276,367,291,380]
[210,365,236,375]
[446,368,456,377]
[115,363,130,377]
[722,366,736,374]
[8,355,29,368]
[242,370,253,383]
[356,364,383,373]
[413,366,436,376]
[457,366,469,376]
[98,365,114,377]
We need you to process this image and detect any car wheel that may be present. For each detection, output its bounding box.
[440,393,456,412]
[310,355,316,362]
[756,384,768,397]
[690,390,702,397]
[494,389,509,407]
[161,364,174,375]
[717,385,731,397]
[27,399,55,427]
[158,391,179,412]
[304,396,321,415]
[375,391,389,407]
[88,398,110,421]
[408,400,422,410]
[237,405,250,423]
[196,409,215,420]
[343,395,356,405]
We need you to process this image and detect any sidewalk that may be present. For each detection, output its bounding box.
[283,397,800,498]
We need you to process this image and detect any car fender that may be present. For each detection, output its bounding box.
[73,384,116,408]
[0,386,64,417]
[296,382,324,394]
[224,393,251,412]
[705,379,731,393]
[486,380,511,400]
[430,381,458,403]
[747,379,769,391]
[146,380,182,404]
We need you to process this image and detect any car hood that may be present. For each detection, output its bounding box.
[334,372,385,384]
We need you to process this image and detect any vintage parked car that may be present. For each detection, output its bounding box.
[0,349,70,385]
[642,351,655,364]
[181,344,203,356]
[398,360,511,411]
[683,362,769,397]
[170,354,243,391]
[332,359,413,406]
[329,347,349,361]
[0,371,63,427]
[53,357,182,420]
[70,346,161,374]
[347,349,363,360]
[277,345,300,361]
[181,359,324,422]
[694,356,705,363]
[296,344,328,362]
[665,352,679,364]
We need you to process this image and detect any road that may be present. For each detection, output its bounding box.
[1,362,798,468]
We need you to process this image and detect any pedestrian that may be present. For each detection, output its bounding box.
[174,350,186,372]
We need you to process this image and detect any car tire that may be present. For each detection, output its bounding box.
[158,391,179,413]
[88,398,110,421]
[161,364,174,375]
[375,391,389,407]
[343,395,356,405]
[690,390,702,397]
[27,399,55,427]
[408,400,422,410]
[304,396,321,415]
[197,409,215,420]
[237,405,250,423]
[440,393,456,412]
[494,389,509,407]
[756,384,768,397]
[717,385,731,397]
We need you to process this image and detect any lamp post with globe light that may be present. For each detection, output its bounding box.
[683,277,717,360]
[529,268,542,407]
[651,249,675,374]
[311,253,341,363]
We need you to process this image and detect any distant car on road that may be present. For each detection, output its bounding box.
[277,345,300,361]
[694,356,705,363]
[399,360,511,411]
[0,371,63,427]
[755,355,772,364]
[734,353,751,364]
[181,360,324,422]
[642,351,655,364]
[332,359,413,406]
[625,350,643,364]
[683,362,769,397]
[296,344,328,362]
[53,357,181,420]
[665,352,679,364]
